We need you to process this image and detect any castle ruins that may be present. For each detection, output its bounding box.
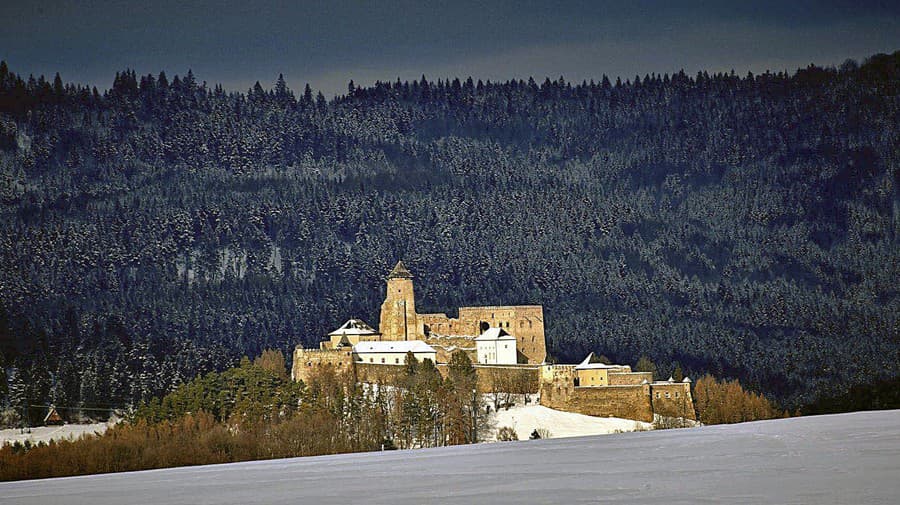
[291,261,695,423]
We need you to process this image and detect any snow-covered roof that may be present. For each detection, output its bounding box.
[353,340,436,354]
[574,352,627,370]
[328,319,379,336]
[475,327,516,341]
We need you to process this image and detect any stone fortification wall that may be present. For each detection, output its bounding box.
[649,382,696,420]
[457,305,546,364]
[420,313,478,336]
[355,362,540,394]
[608,371,654,386]
[292,348,354,383]
[423,334,477,363]
[355,362,404,384]
[540,379,655,422]
[539,365,699,422]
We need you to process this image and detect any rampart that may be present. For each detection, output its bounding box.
[354,362,540,394]
[649,382,696,420]
[292,347,354,383]
[539,365,695,422]
[609,371,654,385]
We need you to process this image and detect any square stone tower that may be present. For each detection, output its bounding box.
[378,261,424,341]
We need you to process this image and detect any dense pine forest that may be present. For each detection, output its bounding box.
[0,51,897,421]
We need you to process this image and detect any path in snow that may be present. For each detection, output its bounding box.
[2,409,898,504]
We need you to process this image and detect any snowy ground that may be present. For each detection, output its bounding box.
[489,402,651,440]
[2,409,898,504]
[0,422,112,446]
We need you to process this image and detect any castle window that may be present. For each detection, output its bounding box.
[381,358,385,363]
[675,392,680,398]
[665,392,671,398]
[395,358,399,364]
[369,358,374,363]
[656,392,660,399]
[307,361,312,367]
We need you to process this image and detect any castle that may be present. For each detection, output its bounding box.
[538,354,695,423]
[291,261,695,423]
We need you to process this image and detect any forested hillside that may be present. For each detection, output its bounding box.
[0,52,897,419]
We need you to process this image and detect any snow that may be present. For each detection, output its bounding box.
[2,410,899,504]
[0,422,112,446]
[474,327,515,341]
[353,340,435,354]
[489,402,651,440]
[328,318,378,336]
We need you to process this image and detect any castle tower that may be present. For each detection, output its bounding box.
[378,261,423,341]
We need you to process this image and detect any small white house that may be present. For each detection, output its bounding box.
[475,327,517,365]
[353,340,437,365]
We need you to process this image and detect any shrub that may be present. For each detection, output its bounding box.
[496,426,518,441]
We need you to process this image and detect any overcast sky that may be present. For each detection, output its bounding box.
[1,1,898,96]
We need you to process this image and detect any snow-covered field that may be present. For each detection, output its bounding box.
[0,422,112,446]
[2,410,898,504]
[490,402,651,440]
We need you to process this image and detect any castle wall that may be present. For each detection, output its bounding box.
[355,362,404,384]
[458,306,546,364]
[420,313,478,336]
[291,347,355,383]
[608,371,654,386]
[354,362,540,394]
[649,382,696,420]
[422,334,477,364]
[540,378,655,423]
[538,365,695,422]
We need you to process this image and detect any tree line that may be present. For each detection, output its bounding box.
[0,349,493,481]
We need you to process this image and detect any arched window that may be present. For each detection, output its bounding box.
[381,357,385,363]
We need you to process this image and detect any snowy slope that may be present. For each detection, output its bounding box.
[2,410,899,504]
[490,403,651,440]
[0,422,112,446]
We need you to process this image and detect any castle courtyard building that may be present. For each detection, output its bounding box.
[322,318,381,350]
[475,327,518,365]
[353,340,437,365]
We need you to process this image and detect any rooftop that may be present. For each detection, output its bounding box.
[574,352,630,370]
[328,318,379,336]
[387,260,413,279]
[475,327,517,341]
[353,340,436,354]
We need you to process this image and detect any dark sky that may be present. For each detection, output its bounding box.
[2,1,898,96]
